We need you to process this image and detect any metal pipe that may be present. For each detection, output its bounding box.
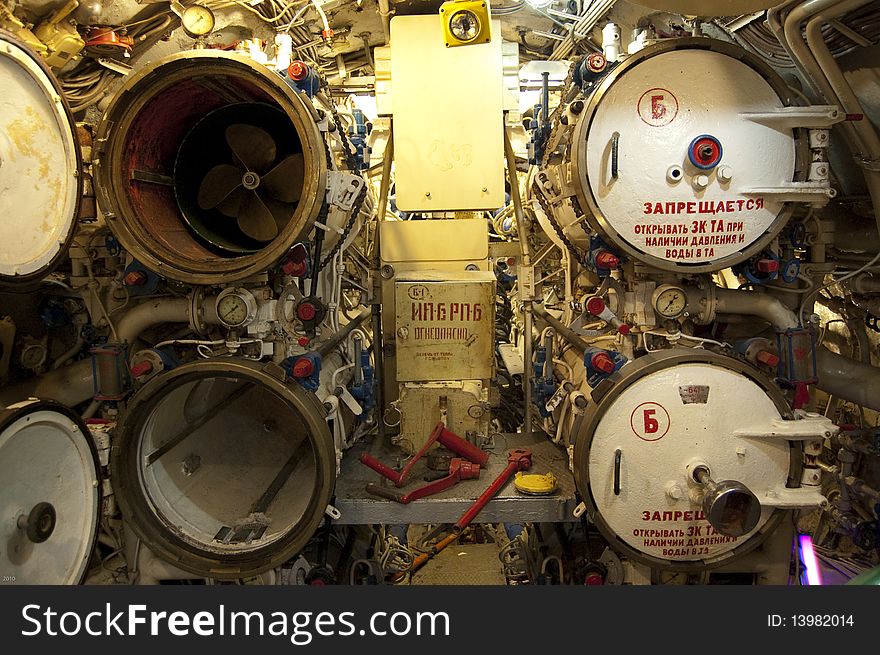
[828,18,873,47]
[317,307,371,356]
[815,347,880,411]
[81,399,101,420]
[779,0,880,240]
[825,205,880,253]
[692,287,880,412]
[377,131,394,231]
[550,0,616,61]
[533,306,589,355]
[843,476,880,503]
[850,274,880,293]
[767,0,813,70]
[816,295,871,362]
[780,0,863,157]
[0,358,94,407]
[0,294,218,408]
[504,131,531,264]
[803,0,880,238]
[135,15,173,44]
[377,0,392,44]
[805,0,880,156]
[372,130,393,438]
[116,297,191,345]
[713,288,800,329]
[504,127,533,432]
[782,1,842,99]
[51,336,84,370]
[540,71,550,131]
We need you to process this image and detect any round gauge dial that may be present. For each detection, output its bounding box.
[181,5,215,38]
[652,284,687,319]
[215,289,256,328]
[656,570,690,585]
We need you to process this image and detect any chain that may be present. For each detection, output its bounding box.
[533,57,587,265]
[331,105,360,174]
[320,75,361,175]
[311,139,333,265]
[532,179,584,266]
[540,57,581,170]
[318,183,368,272]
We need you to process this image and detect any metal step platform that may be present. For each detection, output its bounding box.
[334,431,579,525]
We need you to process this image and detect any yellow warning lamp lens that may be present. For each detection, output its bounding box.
[440,1,491,48]
[449,10,480,42]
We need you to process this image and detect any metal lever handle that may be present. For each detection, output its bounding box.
[436,426,489,467]
[611,131,620,179]
[365,483,407,502]
[411,450,533,573]
[359,453,405,485]
[359,422,487,487]
[613,449,622,496]
[366,459,481,505]
[454,449,531,532]
[359,422,446,486]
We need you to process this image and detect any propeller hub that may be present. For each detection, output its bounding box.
[242,171,261,190]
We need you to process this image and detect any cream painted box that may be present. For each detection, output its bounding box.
[394,271,495,382]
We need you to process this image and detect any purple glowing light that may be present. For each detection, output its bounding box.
[799,534,823,586]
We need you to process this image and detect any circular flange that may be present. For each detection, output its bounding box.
[571,349,801,571]
[93,51,327,285]
[111,359,335,579]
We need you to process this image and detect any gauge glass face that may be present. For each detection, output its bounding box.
[182,5,215,37]
[217,294,249,327]
[449,10,480,42]
[655,287,686,318]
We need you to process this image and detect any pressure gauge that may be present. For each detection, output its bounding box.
[652,284,688,319]
[181,4,215,38]
[215,288,257,328]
